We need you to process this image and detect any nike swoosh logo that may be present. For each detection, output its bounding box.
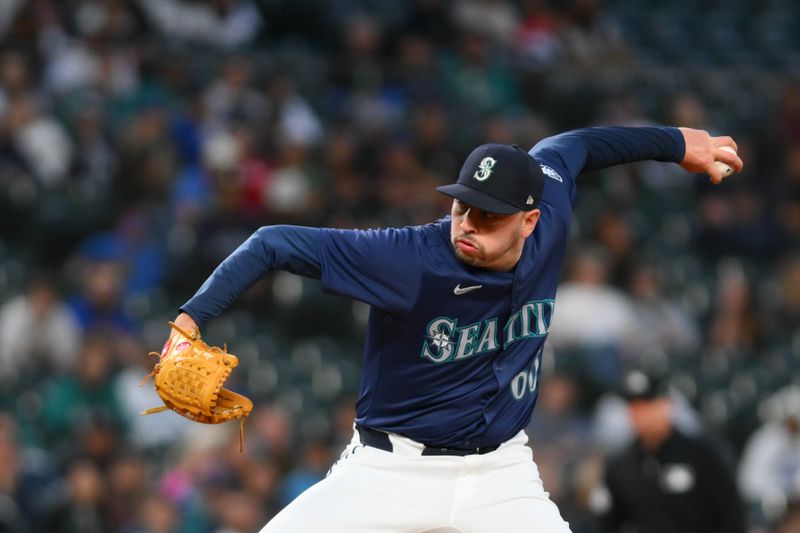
[453,284,483,295]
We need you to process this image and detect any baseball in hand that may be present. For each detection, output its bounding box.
[714,146,737,177]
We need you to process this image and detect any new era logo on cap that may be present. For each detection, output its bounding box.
[437,144,545,215]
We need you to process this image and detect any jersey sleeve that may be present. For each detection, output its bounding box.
[531,126,684,178]
[530,125,685,211]
[317,226,423,314]
[181,225,322,326]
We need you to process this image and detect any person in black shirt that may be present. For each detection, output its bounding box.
[596,369,746,533]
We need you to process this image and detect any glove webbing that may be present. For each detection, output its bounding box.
[140,321,248,452]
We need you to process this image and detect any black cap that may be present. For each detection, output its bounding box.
[437,143,545,215]
[618,369,669,402]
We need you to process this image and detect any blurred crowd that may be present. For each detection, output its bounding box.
[0,0,799,532]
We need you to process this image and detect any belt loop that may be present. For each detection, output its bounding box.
[357,425,394,453]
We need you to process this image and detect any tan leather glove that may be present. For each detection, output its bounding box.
[141,321,253,451]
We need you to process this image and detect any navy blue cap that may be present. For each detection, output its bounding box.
[437,143,545,215]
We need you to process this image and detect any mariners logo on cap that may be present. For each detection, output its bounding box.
[473,157,496,181]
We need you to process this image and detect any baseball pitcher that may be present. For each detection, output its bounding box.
[152,125,742,532]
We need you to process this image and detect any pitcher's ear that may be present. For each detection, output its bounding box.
[521,209,541,237]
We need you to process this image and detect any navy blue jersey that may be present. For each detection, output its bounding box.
[181,126,685,448]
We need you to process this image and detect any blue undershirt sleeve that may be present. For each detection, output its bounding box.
[180,225,322,327]
[530,126,685,180]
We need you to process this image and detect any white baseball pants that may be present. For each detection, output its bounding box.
[259,429,571,533]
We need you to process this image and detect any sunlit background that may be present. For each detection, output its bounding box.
[0,0,799,532]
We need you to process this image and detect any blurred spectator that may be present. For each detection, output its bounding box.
[213,490,265,533]
[202,56,267,133]
[670,91,708,131]
[695,166,784,260]
[769,255,800,340]
[0,50,35,115]
[278,440,331,507]
[239,459,283,521]
[451,0,520,50]
[439,30,521,120]
[391,33,445,106]
[594,369,746,533]
[593,210,636,284]
[403,0,454,47]
[738,385,800,525]
[0,414,34,532]
[249,406,294,460]
[548,246,640,386]
[706,259,761,355]
[776,501,800,533]
[116,104,178,203]
[4,96,73,189]
[72,208,167,302]
[124,494,179,533]
[202,129,247,215]
[41,459,110,533]
[320,132,369,226]
[136,0,262,49]
[67,257,132,333]
[628,260,700,359]
[528,370,591,453]
[373,140,440,226]
[774,80,800,148]
[560,0,629,70]
[39,332,126,450]
[0,275,80,384]
[70,100,117,190]
[515,0,562,70]
[259,76,324,219]
[106,453,149,531]
[411,103,459,180]
[43,26,140,97]
[158,430,232,532]
[329,13,404,143]
[263,140,318,219]
[0,1,24,38]
[777,144,800,247]
[266,73,324,150]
